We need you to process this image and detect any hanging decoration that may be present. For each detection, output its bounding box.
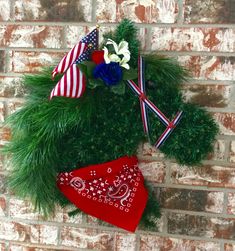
[4,19,218,232]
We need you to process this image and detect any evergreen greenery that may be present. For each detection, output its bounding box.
[4,20,218,228]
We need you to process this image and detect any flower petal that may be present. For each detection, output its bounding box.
[103,47,111,64]
[109,54,121,63]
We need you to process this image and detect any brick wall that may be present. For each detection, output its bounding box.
[0,0,235,250]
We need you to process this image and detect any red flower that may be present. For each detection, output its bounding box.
[91,50,105,64]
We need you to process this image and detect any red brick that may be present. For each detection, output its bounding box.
[0,242,6,251]
[151,28,235,52]
[225,243,235,251]
[62,208,83,224]
[0,51,7,73]
[140,235,220,251]
[207,139,226,161]
[213,112,235,136]
[184,0,235,24]
[0,221,30,241]
[138,142,165,158]
[0,25,63,48]
[0,127,11,143]
[0,0,10,21]
[0,196,7,216]
[229,141,235,162]
[9,51,65,73]
[170,164,235,188]
[139,160,166,183]
[0,173,7,194]
[8,101,24,115]
[0,102,6,123]
[96,0,179,23]
[0,77,24,98]
[168,213,235,239]
[9,244,71,251]
[60,227,114,250]
[9,198,40,220]
[183,84,232,108]
[115,233,136,251]
[30,224,58,245]
[178,56,235,81]
[157,188,224,213]
[227,192,235,215]
[14,0,92,22]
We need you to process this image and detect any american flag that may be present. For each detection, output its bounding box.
[50,27,99,99]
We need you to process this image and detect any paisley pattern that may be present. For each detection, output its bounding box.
[57,163,142,212]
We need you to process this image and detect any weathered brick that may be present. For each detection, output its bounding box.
[178,56,235,81]
[228,193,235,215]
[9,244,71,251]
[139,160,166,183]
[138,142,165,159]
[0,127,11,144]
[0,173,7,194]
[229,141,235,162]
[168,213,235,239]
[115,233,136,251]
[8,101,24,115]
[9,198,39,220]
[0,242,6,251]
[0,51,7,73]
[225,243,235,251]
[96,0,179,23]
[62,209,83,224]
[30,224,58,245]
[0,196,7,216]
[157,188,224,213]
[0,25,63,48]
[0,0,10,21]
[9,51,65,74]
[140,235,220,251]
[183,84,232,108]
[65,25,147,50]
[0,102,6,123]
[14,0,92,22]
[213,112,235,136]
[171,164,235,188]
[0,77,25,98]
[184,0,235,24]
[0,221,30,241]
[207,139,226,161]
[65,26,87,49]
[151,28,235,52]
[60,227,114,250]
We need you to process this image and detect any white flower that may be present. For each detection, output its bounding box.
[103,39,130,69]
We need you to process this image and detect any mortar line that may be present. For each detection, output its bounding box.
[4,47,235,56]
[222,191,229,215]
[138,154,235,167]
[135,232,140,251]
[91,0,97,23]
[1,21,235,28]
[152,183,235,194]
[220,241,224,251]
[177,0,184,24]
[224,140,231,162]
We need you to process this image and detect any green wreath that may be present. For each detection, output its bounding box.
[4,20,218,230]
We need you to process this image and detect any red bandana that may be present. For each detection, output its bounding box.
[57,156,148,232]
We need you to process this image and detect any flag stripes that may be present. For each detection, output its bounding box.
[52,42,87,79]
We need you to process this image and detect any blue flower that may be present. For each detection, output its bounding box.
[93,62,123,86]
